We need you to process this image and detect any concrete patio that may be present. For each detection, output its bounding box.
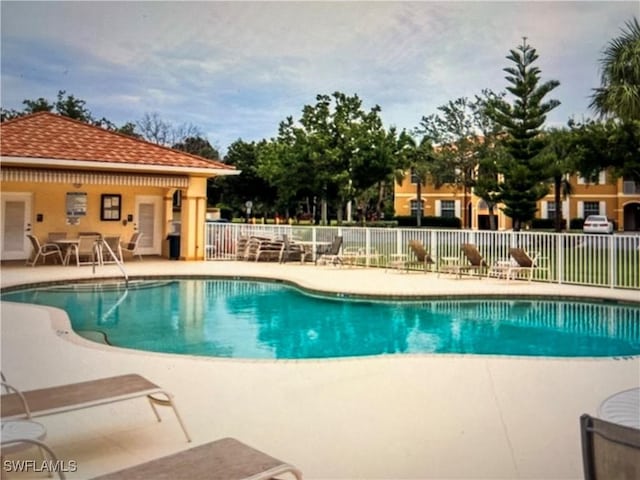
[1,259,639,479]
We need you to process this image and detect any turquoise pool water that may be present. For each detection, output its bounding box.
[2,279,639,359]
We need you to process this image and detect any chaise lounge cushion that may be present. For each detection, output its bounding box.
[91,437,303,480]
[1,374,191,442]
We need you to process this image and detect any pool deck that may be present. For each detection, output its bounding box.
[1,259,639,479]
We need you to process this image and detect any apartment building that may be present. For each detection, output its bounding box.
[394,170,640,231]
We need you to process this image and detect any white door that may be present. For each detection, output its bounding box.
[134,195,162,255]
[1,193,32,260]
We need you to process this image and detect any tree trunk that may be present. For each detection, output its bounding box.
[488,205,497,231]
[336,202,344,224]
[513,218,521,231]
[415,182,422,227]
[321,197,328,225]
[376,181,385,218]
[554,176,563,232]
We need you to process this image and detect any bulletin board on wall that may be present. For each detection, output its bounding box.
[100,194,121,221]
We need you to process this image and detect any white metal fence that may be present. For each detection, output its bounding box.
[204,223,640,290]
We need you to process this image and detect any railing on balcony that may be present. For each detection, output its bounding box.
[204,223,640,290]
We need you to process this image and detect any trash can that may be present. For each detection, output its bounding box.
[166,233,181,260]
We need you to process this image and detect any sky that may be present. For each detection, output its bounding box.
[1,1,638,156]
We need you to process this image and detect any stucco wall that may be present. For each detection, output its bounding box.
[3,180,167,244]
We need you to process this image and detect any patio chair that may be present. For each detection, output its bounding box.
[439,243,487,278]
[91,437,303,480]
[121,231,143,261]
[47,232,67,242]
[408,240,436,272]
[235,236,250,260]
[26,234,64,267]
[101,234,123,264]
[505,248,539,282]
[580,413,640,480]
[279,234,309,264]
[1,373,191,442]
[315,235,343,266]
[68,234,101,266]
[255,238,284,262]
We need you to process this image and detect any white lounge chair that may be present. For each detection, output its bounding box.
[26,234,64,266]
[121,232,143,260]
[1,373,191,442]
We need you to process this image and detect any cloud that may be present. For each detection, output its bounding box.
[2,1,638,153]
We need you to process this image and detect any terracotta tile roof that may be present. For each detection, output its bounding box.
[0,112,234,172]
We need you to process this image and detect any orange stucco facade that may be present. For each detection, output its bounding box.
[394,171,640,231]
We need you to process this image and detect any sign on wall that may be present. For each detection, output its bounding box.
[66,192,87,217]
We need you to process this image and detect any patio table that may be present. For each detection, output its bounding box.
[296,241,331,263]
[1,419,65,479]
[54,238,103,266]
[598,387,640,429]
[53,239,79,265]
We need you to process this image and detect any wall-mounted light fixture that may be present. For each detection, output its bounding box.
[72,183,83,189]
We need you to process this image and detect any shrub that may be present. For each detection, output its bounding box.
[531,218,566,230]
[394,216,461,228]
[340,221,398,228]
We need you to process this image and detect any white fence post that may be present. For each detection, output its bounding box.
[557,234,563,285]
[609,234,615,289]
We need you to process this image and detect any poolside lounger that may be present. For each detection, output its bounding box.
[254,238,285,262]
[315,236,343,266]
[439,243,487,278]
[506,247,538,282]
[1,374,191,442]
[408,240,436,272]
[489,248,540,282]
[580,413,640,480]
[91,437,303,480]
[279,234,310,264]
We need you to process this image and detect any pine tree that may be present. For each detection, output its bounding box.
[489,38,560,230]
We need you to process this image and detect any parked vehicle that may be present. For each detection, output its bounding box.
[583,215,614,234]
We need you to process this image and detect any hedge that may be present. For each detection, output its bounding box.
[394,216,461,228]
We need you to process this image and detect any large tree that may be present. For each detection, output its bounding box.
[472,91,509,231]
[417,92,502,228]
[172,136,220,160]
[265,92,395,224]
[489,38,560,230]
[136,112,203,147]
[576,18,640,183]
[393,130,434,226]
[539,128,578,232]
[570,118,640,181]
[1,90,109,126]
[589,17,640,122]
[257,119,317,219]
[215,139,277,217]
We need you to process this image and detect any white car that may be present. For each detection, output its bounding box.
[583,215,614,234]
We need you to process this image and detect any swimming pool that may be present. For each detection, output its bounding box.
[2,278,639,359]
